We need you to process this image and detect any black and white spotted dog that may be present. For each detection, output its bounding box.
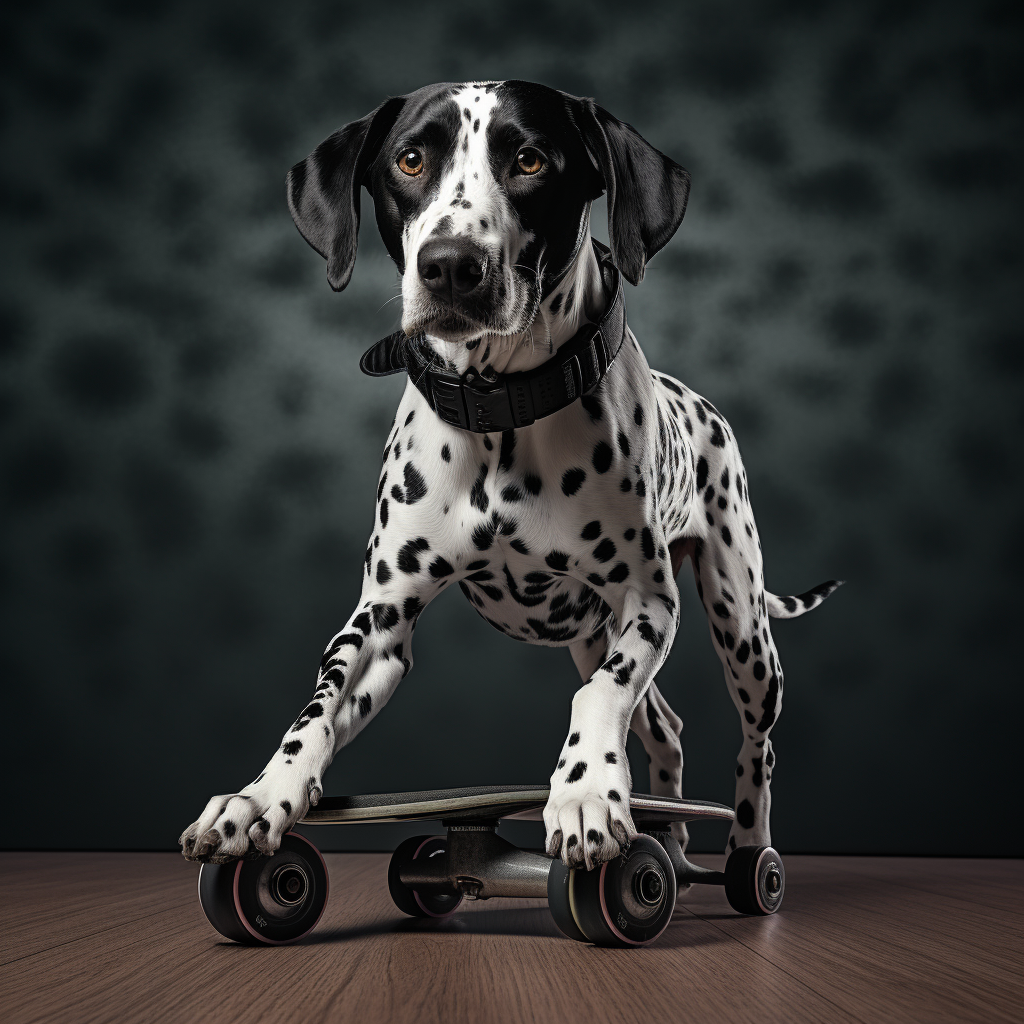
[180,81,839,871]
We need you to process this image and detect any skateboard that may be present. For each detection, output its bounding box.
[196,785,785,948]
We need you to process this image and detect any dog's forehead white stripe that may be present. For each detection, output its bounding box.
[406,84,503,249]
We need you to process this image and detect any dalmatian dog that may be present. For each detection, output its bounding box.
[180,80,840,872]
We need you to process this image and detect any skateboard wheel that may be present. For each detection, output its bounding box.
[566,835,677,947]
[197,831,329,944]
[546,860,588,942]
[388,835,463,918]
[724,845,785,915]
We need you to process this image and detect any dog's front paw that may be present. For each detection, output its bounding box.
[543,753,637,869]
[179,772,323,863]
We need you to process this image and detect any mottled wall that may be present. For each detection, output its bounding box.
[1,0,1020,854]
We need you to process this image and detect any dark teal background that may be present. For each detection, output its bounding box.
[1,0,1021,855]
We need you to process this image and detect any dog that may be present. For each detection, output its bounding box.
[180,80,839,871]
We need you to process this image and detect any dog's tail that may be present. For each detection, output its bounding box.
[765,579,844,619]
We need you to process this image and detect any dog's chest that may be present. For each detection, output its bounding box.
[430,407,650,646]
[458,557,613,646]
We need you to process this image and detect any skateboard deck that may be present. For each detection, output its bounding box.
[302,784,734,827]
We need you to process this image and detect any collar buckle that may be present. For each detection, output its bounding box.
[430,375,518,433]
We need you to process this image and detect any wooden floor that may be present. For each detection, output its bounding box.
[2,850,1020,1024]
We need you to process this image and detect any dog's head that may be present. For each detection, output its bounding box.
[288,81,690,345]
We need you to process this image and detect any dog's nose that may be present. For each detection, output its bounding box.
[417,237,487,300]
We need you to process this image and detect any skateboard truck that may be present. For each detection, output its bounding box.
[402,822,551,900]
[195,784,786,948]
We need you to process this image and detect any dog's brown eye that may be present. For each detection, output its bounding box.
[398,149,424,176]
[516,147,545,174]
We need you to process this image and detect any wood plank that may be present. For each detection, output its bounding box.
[1,852,856,1024]
[682,855,1023,1024]
[1,853,196,965]
[2,852,1020,1024]
[822,855,1024,914]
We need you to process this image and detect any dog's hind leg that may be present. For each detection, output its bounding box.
[691,525,783,853]
[629,682,687,848]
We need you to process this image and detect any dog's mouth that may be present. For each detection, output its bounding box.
[404,305,483,341]
[402,264,544,347]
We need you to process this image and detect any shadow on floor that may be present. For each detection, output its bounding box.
[289,906,734,949]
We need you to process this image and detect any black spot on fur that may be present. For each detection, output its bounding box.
[429,556,454,578]
[403,462,427,503]
[592,441,612,473]
[470,463,489,512]
[397,536,430,574]
[581,520,602,540]
[499,429,516,471]
[637,621,665,649]
[641,527,655,560]
[441,444,451,462]
[646,698,667,741]
[562,467,586,495]
[605,751,617,763]
[607,562,630,583]
[376,560,392,584]
[568,732,580,746]
[358,693,372,718]
[545,551,570,571]
[471,522,494,550]
[524,474,542,495]
[696,456,708,489]
[593,538,616,562]
[566,761,587,783]
[282,740,301,756]
[736,799,755,829]
[372,603,399,631]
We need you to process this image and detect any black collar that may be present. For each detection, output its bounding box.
[359,241,626,433]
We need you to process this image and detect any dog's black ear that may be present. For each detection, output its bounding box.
[287,97,406,292]
[574,99,691,285]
